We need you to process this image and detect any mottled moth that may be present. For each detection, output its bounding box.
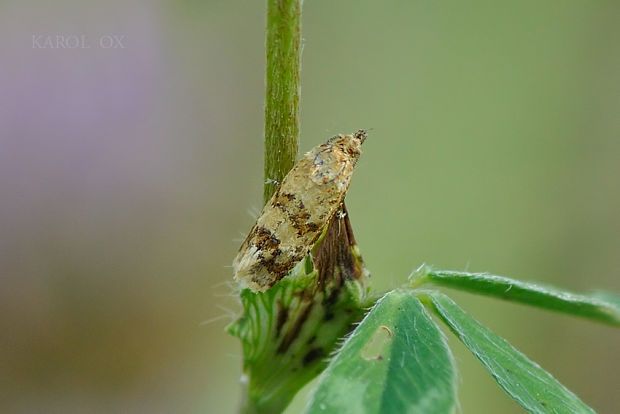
[233,130,367,292]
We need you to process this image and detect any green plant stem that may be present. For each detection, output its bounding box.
[236,2,302,412]
[238,376,257,414]
[263,0,301,204]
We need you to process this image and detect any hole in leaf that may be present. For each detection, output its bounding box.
[361,325,393,361]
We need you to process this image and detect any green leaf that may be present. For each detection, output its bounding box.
[306,290,457,414]
[415,268,620,326]
[591,290,620,313]
[425,291,596,414]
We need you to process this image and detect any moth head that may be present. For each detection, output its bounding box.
[353,129,368,144]
[341,129,367,157]
[324,130,367,158]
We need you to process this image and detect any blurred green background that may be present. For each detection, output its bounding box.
[1,1,619,413]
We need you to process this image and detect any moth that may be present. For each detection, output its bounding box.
[233,130,367,292]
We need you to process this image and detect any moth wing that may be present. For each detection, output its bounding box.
[310,148,347,185]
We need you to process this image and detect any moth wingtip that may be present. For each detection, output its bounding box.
[233,264,273,293]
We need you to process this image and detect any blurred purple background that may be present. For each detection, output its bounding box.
[1,1,619,413]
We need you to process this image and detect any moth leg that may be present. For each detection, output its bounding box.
[264,177,280,186]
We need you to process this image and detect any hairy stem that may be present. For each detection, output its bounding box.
[263,0,301,204]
